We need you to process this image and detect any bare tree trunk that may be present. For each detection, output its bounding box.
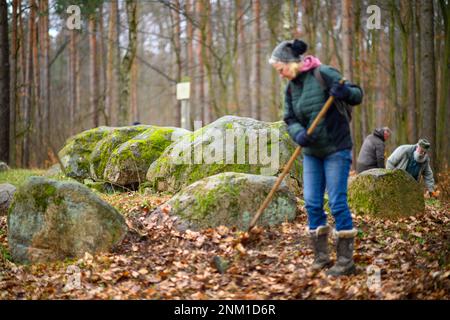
[22,0,36,166]
[342,0,353,79]
[203,0,214,122]
[342,0,354,168]
[97,4,107,125]
[406,1,418,143]
[302,0,317,53]
[251,0,261,120]
[89,16,99,128]
[130,54,139,122]
[352,1,363,161]
[389,7,398,146]
[267,1,281,121]
[9,0,18,166]
[232,0,241,116]
[106,0,119,126]
[119,0,137,125]
[39,0,50,162]
[0,0,10,163]
[31,0,41,166]
[18,1,26,165]
[437,0,450,169]
[68,30,77,134]
[196,0,206,123]
[419,0,437,167]
[185,0,197,122]
[171,0,182,127]
[237,0,250,117]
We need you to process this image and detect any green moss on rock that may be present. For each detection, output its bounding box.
[7,176,127,264]
[146,116,302,195]
[58,127,115,181]
[103,126,191,186]
[157,172,299,231]
[348,168,424,218]
[89,126,151,181]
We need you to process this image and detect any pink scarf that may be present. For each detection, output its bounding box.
[299,55,322,72]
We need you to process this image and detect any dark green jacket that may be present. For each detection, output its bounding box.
[284,65,363,158]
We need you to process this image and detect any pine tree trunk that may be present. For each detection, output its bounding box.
[419,0,437,167]
[0,0,10,163]
[185,0,197,122]
[342,0,354,167]
[106,0,119,126]
[437,0,449,169]
[39,0,50,159]
[251,0,261,120]
[406,1,418,143]
[98,4,107,125]
[171,0,182,127]
[195,1,205,123]
[119,0,137,125]
[9,0,18,166]
[23,0,36,167]
[89,16,99,128]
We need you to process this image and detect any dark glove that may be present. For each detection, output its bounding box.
[330,81,351,100]
[295,130,314,147]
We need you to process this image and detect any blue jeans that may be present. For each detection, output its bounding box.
[303,149,353,231]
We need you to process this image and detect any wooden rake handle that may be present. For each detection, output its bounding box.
[247,78,346,231]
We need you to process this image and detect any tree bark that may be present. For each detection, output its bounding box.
[22,0,36,167]
[171,0,182,127]
[0,0,10,163]
[106,0,119,126]
[418,0,437,167]
[119,0,137,125]
[89,15,99,128]
[38,0,50,160]
[9,0,18,166]
[250,0,261,120]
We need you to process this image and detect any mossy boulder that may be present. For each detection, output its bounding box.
[0,183,16,216]
[151,172,299,231]
[59,126,114,181]
[146,116,302,195]
[348,168,424,218]
[103,126,191,186]
[7,176,127,264]
[89,125,152,181]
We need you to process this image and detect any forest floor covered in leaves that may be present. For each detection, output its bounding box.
[0,191,449,300]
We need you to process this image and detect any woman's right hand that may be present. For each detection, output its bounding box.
[295,130,314,147]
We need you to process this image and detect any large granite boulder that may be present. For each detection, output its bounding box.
[8,176,127,264]
[146,116,302,195]
[88,125,152,181]
[150,172,299,231]
[0,183,16,216]
[348,168,424,218]
[103,126,191,186]
[58,126,115,181]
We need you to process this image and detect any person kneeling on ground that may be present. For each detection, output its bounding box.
[386,138,437,197]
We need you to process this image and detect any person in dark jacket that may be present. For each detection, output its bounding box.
[269,39,363,276]
[356,127,391,173]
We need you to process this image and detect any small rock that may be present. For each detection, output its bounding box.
[213,255,229,274]
[0,183,16,216]
[0,161,10,172]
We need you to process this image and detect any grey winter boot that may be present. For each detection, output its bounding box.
[309,225,332,271]
[327,229,357,276]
